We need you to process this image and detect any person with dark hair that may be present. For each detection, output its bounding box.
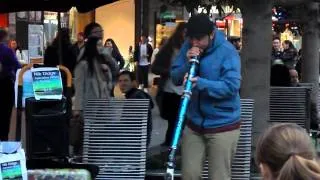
[272,37,283,62]
[288,68,319,130]
[256,123,320,180]
[83,22,103,40]
[228,36,241,52]
[134,34,153,92]
[44,28,77,74]
[72,32,85,56]
[151,22,186,146]
[104,38,125,96]
[295,49,302,77]
[74,37,119,110]
[150,37,168,65]
[117,70,154,147]
[72,37,119,155]
[0,28,21,141]
[289,68,299,87]
[270,64,291,86]
[171,14,241,180]
[104,38,125,69]
[282,40,298,68]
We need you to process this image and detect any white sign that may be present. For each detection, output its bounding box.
[28,25,44,63]
[31,67,63,100]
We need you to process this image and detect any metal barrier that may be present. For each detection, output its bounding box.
[82,99,149,180]
[269,87,311,130]
[202,99,254,180]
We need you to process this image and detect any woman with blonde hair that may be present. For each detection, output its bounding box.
[256,123,320,180]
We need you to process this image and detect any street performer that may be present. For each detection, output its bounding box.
[171,14,241,180]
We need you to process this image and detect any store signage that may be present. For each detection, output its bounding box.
[160,11,176,20]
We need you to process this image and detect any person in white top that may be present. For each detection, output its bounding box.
[134,35,153,92]
[8,39,27,64]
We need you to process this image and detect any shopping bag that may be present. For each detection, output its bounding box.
[0,142,27,180]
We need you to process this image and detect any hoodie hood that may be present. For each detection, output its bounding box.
[205,30,226,55]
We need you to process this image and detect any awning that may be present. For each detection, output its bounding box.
[0,0,118,13]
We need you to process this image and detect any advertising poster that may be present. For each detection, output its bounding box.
[0,142,27,180]
[28,24,44,63]
[31,67,63,100]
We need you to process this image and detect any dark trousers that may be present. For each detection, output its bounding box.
[0,78,14,141]
[165,117,176,145]
[137,65,149,87]
[161,92,182,145]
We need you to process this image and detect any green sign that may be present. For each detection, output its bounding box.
[31,67,63,100]
[1,161,23,179]
[160,11,176,19]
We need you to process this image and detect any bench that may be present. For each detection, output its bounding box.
[83,99,149,180]
[269,87,311,130]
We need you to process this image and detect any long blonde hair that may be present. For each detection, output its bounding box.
[256,123,320,180]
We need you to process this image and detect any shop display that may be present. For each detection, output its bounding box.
[155,23,176,48]
[28,24,44,63]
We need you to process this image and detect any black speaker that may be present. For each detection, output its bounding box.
[25,97,71,159]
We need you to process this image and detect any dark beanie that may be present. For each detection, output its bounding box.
[186,14,215,39]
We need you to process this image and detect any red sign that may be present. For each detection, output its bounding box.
[0,14,8,28]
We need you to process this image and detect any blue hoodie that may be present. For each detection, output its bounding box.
[171,30,241,133]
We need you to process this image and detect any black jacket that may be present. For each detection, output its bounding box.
[111,50,125,69]
[44,44,77,75]
[282,48,297,68]
[133,43,153,64]
[125,88,154,146]
[271,48,283,62]
[125,88,154,109]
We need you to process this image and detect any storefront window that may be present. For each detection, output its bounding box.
[43,12,69,48]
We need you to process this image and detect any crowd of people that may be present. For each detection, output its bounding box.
[1,13,320,180]
[0,22,155,154]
